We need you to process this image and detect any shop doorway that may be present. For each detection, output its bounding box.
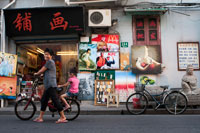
[16,42,78,84]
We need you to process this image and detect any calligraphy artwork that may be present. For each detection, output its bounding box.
[177,42,200,70]
[136,30,145,41]
[136,18,144,29]
[92,34,120,52]
[13,12,32,32]
[149,30,157,40]
[149,18,157,28]
[50,12,68,31]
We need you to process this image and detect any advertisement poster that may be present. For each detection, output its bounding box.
[115,71,136,102]
[0,52,18,77]
[96,52,119,69]
[77,73,95,100]
[92,34,120,52]
[27,52,37,69]
[0,76,17,99]
[139,75,157,85]
[131,45,161,74]
[120,42,131,70]
[177,42,200,70]
[79,43,97,70]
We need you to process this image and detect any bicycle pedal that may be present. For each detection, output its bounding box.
[155,104,161,110]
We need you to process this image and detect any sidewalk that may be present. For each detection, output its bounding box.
[1,101,200,115]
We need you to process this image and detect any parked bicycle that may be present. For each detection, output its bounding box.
[15,76,80,121]
[126,82,188,115]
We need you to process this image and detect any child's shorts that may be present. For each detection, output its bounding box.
[66,92,78,97]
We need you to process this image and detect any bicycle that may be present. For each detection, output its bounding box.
[126,83,188,115]
[15,76,80,121]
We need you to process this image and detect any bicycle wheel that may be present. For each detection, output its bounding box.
[126,93,148,115]
[15,98,36,120]
[64,98,80,121]
[164,91,188,115]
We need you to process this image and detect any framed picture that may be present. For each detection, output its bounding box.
[94,80,114,106]
[131,45,161,74]
[96,52,120,70]
[0,52,18,77]
[115,71,136,102]
[78,43,97,70]
[92,34,120,52]
[77,73,95,100]
[17,63,24,76]
[177,42,200,70]
[27,52,37,69]
[139,75,157,85]
[0,76,17,99]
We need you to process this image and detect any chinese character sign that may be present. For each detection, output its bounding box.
[92,34,120,52]
[13,12,32,32]
[50,12,68,31]
[4,6,85,37]
[177,42,200,70]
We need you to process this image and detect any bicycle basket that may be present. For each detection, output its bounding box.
[134,82,145,92]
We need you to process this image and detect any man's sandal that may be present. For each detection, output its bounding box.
[55,119,68,124]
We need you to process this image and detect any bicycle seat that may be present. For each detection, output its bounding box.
[160,85,169,90]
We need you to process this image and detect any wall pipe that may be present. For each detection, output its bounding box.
[1,0,16,52]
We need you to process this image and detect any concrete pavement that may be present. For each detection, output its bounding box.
[1,101,200,115]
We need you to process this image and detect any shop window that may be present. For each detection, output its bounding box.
[17,43,78,86]
[133,16,161,45]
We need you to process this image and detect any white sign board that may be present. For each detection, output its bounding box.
[177,42,200,70]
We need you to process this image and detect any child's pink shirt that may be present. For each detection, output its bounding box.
[68,76,79,93]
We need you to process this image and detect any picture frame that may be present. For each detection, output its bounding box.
[94,80,114,106]
[96,52,120,70]
[91,34,120,52]
[177,42,200,71]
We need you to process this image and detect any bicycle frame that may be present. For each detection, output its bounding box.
[142,87,169,109]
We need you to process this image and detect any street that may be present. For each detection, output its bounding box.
[0,115,200,133]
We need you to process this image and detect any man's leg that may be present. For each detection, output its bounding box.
[34,89,50,122]
[49,87,66,121]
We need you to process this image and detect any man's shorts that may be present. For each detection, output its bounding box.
[66,92,78,97]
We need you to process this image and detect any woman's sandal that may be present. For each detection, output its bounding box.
[33,118,43,123]
[55,119,68,124]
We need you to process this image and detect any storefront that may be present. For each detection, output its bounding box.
[0,6,85,100]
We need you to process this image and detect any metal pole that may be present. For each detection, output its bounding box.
[1,0,16,52]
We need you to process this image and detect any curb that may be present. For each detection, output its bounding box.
[1,109,200,115]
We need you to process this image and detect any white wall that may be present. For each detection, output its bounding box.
[159,10,200,88]
[127,0,200,4]
[112,9,200,88]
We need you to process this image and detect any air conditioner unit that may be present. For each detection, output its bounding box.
[88,9,111,27]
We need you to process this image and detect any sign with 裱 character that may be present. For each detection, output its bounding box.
[4,6,85,37]
[177,42,200,70]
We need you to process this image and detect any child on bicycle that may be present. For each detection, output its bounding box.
[58,68,79,110]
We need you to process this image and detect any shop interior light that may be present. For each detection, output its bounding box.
[36,48,44,54]
[56,51,77,55]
